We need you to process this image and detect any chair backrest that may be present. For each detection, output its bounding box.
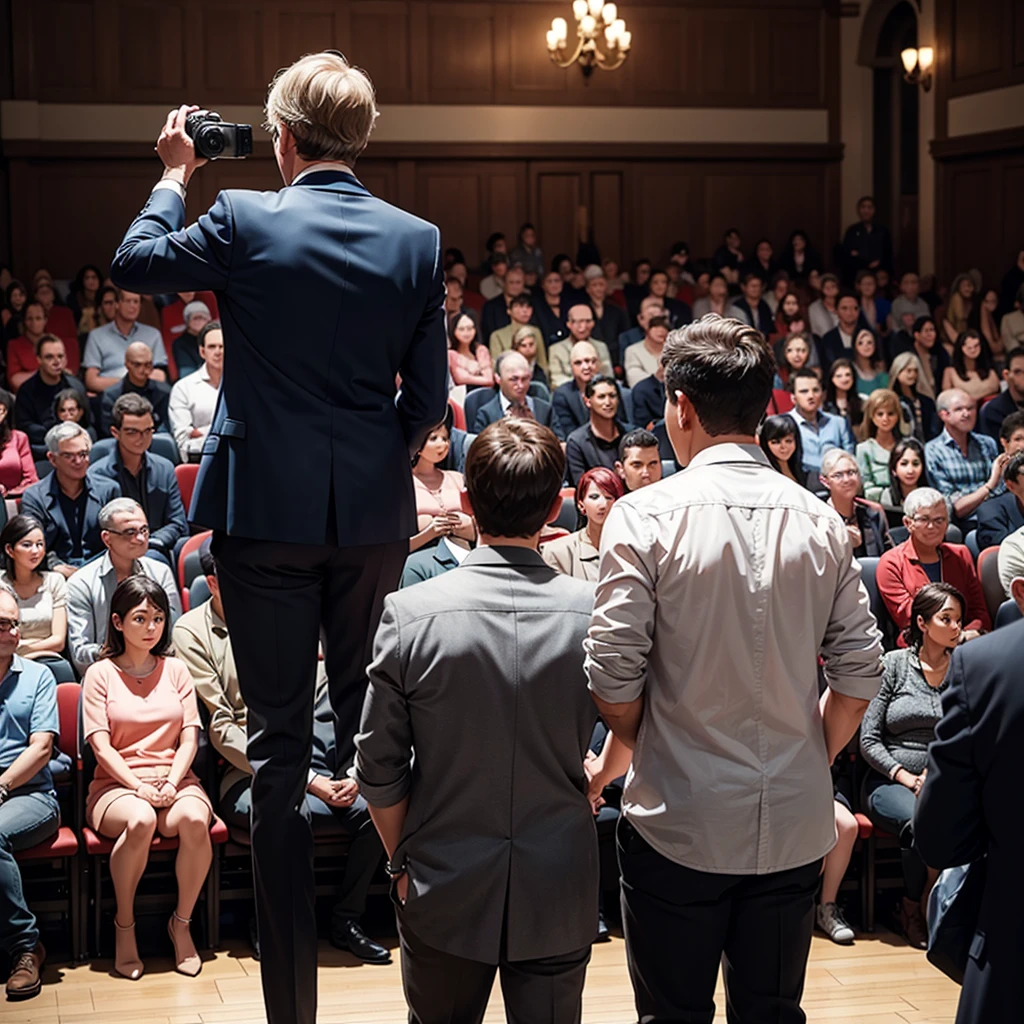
[90,437,116,464]
[890,525,909,545]
[35,459,53,480]
[56,681,81,760]
[448,399,466,432]
[463,386,498,430]
[177,529,212,592]
[175,463,199,513]
[527,380,551,403]
[995,598,1023,629]
[858,556,897,649]
[150,433,181,465]
[189,575,211,609]
[661,459,678,478]
[945,523,963,544]
[978,546,1007,624]
[965,529,980,563]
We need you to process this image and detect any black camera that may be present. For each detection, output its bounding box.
[184,110,253,160]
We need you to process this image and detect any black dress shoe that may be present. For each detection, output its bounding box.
[329,919,391,964]
[595,913,611,943]
[248,915,261,961]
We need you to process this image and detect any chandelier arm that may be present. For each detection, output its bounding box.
[550,31,587,69]
[594,49,628,71]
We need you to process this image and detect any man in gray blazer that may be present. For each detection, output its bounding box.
[356,419,599,1024]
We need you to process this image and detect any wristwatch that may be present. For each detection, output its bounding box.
[385,857,407,879]
[0,782,10,805]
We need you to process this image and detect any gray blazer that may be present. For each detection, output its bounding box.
[355,546,599,964]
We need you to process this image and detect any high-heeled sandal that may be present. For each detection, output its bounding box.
[167,912,202,977]
[113,918,144,981]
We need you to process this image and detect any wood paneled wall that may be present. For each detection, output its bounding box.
[939,0,1024,101]
[9,0,837,111]
[5,150,839,280]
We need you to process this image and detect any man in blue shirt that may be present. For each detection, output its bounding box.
[82,289,168,392]
[787,369,854,476]
[0,584,60,1000]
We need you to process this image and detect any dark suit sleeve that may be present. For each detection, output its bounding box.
[536,400,553,429]
[551,391,572,441]
[975,502,1006,551]
[397,230,449,456]
[149,465,188,551]
[15,390,47,450]
[110,188,233,295]
[471,401,496,435]
[914,650,987,868]
[565,436,587,486]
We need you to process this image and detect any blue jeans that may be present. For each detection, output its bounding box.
[0,790,60,954]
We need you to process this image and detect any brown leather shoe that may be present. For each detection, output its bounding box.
[6,942,45,1000]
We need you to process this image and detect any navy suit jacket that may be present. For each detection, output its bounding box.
[110,170,448,547]
[20,472,121,569]
[975,490,1024,550]
[915,619,1024,1023]
[551,382,588,441]
[88,449,187,551]
[979,389,1022,442]
[472,394,552,434]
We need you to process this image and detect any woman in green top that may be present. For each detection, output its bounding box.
[856,389,905,502]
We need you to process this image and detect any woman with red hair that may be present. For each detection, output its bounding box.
[541,466,624,581]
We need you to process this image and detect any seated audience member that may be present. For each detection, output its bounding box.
[779,229,822,283]
[509,223,543,278]
[1000,282,1024,353]
[877,487,990,638]
[879,438,931,509]
[856,389,904,501]
[6,302,49,391]
[887,272,931,334]
[169,322,222,464]
[90,394,186,562]
[82,289,168,392]
[855,270,890,336]
[54,389,97,442]
[399,536,465,588]
[444,275,467,320]
[942,273,976,347]
[925,388,1007,530]
[976,451,1024,550]
[773,332,813,392]
[859,582,963,950]
[787,368,855,477]
[630,364,666,430]
[852,330,888,396]
[0,583,59,1000]
[447,312,493,391]
[623,314,669,388]
[841,196,893,282]
[999,523,1024,594]
[511,326,548,390]
[584,265,630,366]
[477,252,507,302]
[646,267,691,327]
[727,273,774,335]
[941,329,999,401]
[614,428,663,492]
[472,352,553,432]
[14,335,87,458]
[999,410,1024,458]
[711,228,744,285]
[67,264,103,336]
[618,295,665,354]
[741,239,777,290]
[0,516,69,675]
[0,389,37,498]
[547,306,614,388]
[769,290,809,345]
[67,498,181,675]
[99,343,172,437]
[480,265,527,340]
[2,280,27,345]
[82,575,210,980]
[95,286,117,328]
[20,424,120,579]
[30,280,75,346]
[824,359,865,435]
[889,352,940,442]
[174,547,389,962]
[808,273,841,338]
[691,273,731,320]
[819,449,892,558]
[760,414,811,489]
[979,348,1024,441]
[542,467,624,581]
[171,301,211,381]
[159,290,220,353]
[552,342,599,440]
[565,375,633,486]
[534,269,569,344]
[818,291,863,372]
[488,294,547,371]
[409,420,476,554]
[910,315,949,399]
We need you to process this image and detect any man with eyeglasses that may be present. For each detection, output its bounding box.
[20,423,120,580]
[88,392,187,567]
[66,497,181,675]
[546,305,614,389]
[98,342,172,438]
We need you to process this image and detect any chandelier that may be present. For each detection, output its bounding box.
[546,0,632,78]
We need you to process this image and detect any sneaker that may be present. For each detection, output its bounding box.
[816,902,855,944]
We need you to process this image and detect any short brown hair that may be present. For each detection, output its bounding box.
[661,313,775,435]
[264,51,378,164]
[111,392,153,429]
[465,420,565,538]
[35,332,64,357]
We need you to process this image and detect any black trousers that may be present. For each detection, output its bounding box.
[212,532,407,1024]
[398,915,591,1024]
[617,817,821,1024]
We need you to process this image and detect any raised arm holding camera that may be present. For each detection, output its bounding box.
[109,52,449,1024]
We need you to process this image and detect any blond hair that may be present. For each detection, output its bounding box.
[264,52,378,164]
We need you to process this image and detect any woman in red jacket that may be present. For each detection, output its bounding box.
[0,388,38,498]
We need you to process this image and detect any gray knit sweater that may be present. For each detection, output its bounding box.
[859,647,948,778]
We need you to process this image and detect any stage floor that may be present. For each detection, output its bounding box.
[10,928,961,1023]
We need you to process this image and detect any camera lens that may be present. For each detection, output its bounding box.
[200,127,225,156]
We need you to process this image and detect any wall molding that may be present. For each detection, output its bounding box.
[930,126,1024,161]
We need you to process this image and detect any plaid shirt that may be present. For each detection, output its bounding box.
[924,428,1005,504]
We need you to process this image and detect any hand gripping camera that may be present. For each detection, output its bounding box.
[184,110,253,160]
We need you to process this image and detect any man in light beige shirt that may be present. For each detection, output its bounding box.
[547,305,614,388]
[585,314,883,1024]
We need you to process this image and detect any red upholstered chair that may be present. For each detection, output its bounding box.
[978,546,1006,624]
[15,682,83,959]
[175,463,199,514]
[177,529,212,594]
[449,399,466,432]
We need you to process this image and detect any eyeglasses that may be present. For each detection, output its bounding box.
[828,469,859,481]
[912,515,948,528]
[0,618,20,633]
[106,525,150,539]
[120,426,155,439]
[57,450,90,463]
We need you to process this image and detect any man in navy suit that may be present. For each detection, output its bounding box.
[915,572,1024,1024]
[109,53,448,1024]
[472,352,552,432]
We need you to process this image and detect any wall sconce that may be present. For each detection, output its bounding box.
[901,46,933,91]
[546,0,631,79]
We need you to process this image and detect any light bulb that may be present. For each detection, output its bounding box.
[552,16,568,40]
[546,28,559,50]
[918,46,934,71]
[573,0,588,20]
[612,18,625,37]
[901,47,918,74]
[618,29,631,51]
[605,25,619,47]
[602,3,617,24]
[588,0,604,16]
[581,13,596,35]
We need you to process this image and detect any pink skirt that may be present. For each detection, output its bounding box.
[87,765,213,834]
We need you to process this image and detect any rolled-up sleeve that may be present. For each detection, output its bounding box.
[584,501,657,704]
[820,542,884,701]
[355,598,413,807]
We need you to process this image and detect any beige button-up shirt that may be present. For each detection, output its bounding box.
[585,442,883,875]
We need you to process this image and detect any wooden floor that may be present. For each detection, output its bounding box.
[6,928,962,1024]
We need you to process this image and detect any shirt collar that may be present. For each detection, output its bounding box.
[291,161,355,186]
[2,654,27,682]
[684,442,770,470]
[98,553,143,578]
[499,391,533,413]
